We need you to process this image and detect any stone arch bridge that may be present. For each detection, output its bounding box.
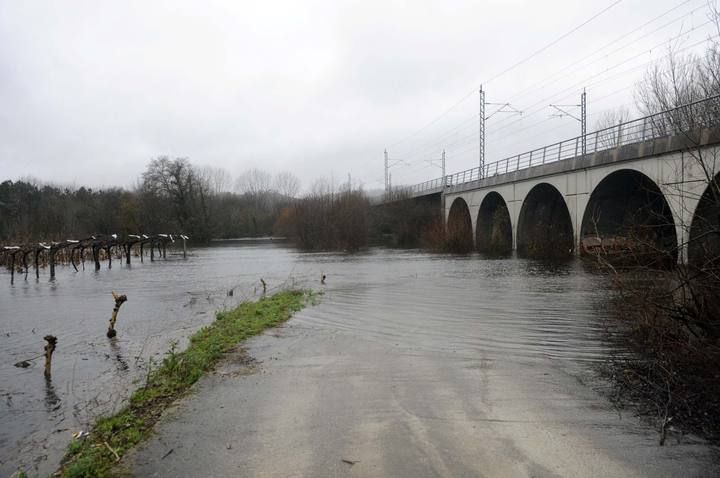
[402,97,720,263]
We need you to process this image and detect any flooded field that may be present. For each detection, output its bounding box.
[0,241,713,476]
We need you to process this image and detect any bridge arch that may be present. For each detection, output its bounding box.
[446,197,473,253]
[688,172,720,267]
[476,192,512,254]
[581,169,677,263]
[517,183,574,258]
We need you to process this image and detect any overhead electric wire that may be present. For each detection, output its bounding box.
[387,0,625,150]
[487,29,714,135]
[502,0,703,104]
[499,18,713,118]
[418,37,713,180]
[490,106,613,151]
[393,113,478,161]
[482,0,625,87]
[495,17,714,118]
[481,45,710,167]
[394,11,714,173]
[457,99,626,163]
[419,1,705,141]
[389,0,717,185]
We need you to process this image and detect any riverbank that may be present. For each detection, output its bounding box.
[598,269,720,445]
[56,290,313,478]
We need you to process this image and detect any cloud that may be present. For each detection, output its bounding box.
[0,0,714,191]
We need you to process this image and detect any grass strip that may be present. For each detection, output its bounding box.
[58,289,312,478]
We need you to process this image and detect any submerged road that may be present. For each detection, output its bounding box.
[125,274,719,477]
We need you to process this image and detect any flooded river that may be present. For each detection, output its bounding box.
[0,241,715,476]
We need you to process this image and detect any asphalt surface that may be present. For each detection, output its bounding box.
[124,306,719,477]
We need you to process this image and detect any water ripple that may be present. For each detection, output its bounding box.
[0,244,615,476]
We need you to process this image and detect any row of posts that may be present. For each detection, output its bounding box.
[1,234,189,283]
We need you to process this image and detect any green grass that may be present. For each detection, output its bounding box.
[59,289,313,478]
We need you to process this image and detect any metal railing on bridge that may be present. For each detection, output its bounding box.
[403,94,720,196]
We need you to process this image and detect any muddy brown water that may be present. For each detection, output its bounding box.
[0,240,711,476]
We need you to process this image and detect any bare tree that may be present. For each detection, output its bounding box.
[201,166,233,195]
[634,6,720,132]
[635,49,702,116]
[594,107,631,149]
[141,157,211,239]
[142,157,194,211]
[697,3,720,100]
[234,168,272,196]
[594,107,631,129]
[273,171,301,199]
[310,177,336,197]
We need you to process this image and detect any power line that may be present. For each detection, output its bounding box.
[456,52,708,172]
[489,103,618,153]
[502,0,702,105]
[388,2,717,185]
[387,0,625,150]
[488,29,714,135]
[396,0,708,162]
[491,99,621,149]
[392,5,713,175]
[483,0,624,86]
[393,114,478,162]
[405,35,713,182]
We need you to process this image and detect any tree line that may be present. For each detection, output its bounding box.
[0,158,301,243]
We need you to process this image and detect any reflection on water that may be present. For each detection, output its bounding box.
[108,338,129,373]
[44,377,60,413]
[0,242,615,476]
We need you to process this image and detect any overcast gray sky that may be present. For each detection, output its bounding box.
[0,0,716,192]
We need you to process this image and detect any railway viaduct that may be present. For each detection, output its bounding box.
[403,97,720,263]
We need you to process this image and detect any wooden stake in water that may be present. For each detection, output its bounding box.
[92,244,101,271]
[107,292,128,338]
[44,335,57,378]
[260,278,267,294]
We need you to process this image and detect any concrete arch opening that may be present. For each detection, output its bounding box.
[517,183,574,258]
[580,169,677,264]
[476,192,512,254]
[446,197,473,253]
[689,173,720,267]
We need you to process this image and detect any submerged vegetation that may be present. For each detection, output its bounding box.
[601,270,720,444]
[58,290,312,478]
